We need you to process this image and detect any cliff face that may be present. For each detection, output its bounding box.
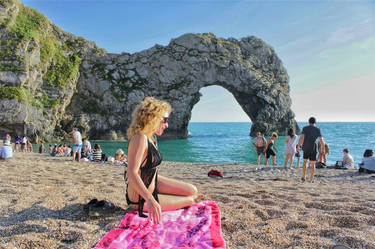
[0,0,299,142]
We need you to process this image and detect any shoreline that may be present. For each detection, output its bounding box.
[0,153,374,248]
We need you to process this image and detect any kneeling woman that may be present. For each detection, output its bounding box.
[125,97,201,223]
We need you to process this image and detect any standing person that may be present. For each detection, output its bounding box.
[27,139,33,152]
[342,148,354,169]
[14,136,21,152]
[318,139,329,165]
[297,117,324,183]
[21,135,28,152]
[39,143,45,154]
[264,132,279,166]
[253,132,267,165]
[126,97,202,223]
[284,128,298,169]
[70,128,82,162]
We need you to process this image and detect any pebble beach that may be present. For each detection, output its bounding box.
[0,152,374,249]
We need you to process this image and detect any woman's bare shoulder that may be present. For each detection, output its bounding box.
[130,134,148,146]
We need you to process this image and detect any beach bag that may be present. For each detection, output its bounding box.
[334,161,345,169]
[101,153,108,162]
[315,162,326,168]
[208,169,224,178]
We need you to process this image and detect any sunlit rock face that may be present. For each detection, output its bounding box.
[0,1,298,141]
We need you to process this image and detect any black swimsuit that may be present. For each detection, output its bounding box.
[125,139,162,218]
[266,140,276,158]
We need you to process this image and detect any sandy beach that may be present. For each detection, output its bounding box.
[0,152,374,249]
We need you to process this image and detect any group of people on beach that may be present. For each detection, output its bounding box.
[1,97,374,224]
[252,116,374,182]
[0,134,33,159]
[66,128,127,166]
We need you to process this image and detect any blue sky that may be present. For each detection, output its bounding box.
[23,0,375,122]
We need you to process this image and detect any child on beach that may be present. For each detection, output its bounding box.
[264,132,279,166]
[115,149,127,165]
[318,140,329,165]
[295,145,301,168]
[284,128,298,169]
[92,144,102,162]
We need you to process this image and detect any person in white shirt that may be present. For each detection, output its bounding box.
[342,148,354,169]
[1,140,13,159]
[70,128,82,162]
[82,138,92,157]
[284,128,298,169]
[64,145,72,157]
[359,149,375,173]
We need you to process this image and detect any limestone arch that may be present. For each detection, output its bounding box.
[163,82,299,139]
[72,33,299,140]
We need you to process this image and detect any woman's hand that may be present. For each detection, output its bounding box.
[146,198,162,224]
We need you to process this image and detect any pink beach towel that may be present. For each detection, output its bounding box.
[93,201,226,249]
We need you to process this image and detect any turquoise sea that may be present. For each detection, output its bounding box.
[44,122,375,167]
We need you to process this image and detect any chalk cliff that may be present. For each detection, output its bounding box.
[0,0,299,142]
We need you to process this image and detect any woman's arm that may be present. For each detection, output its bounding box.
[274,141,278,152]
[264,139,270,152]
[127,134,161,223]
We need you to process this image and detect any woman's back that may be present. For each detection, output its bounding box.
[285,135,297,154]
[362,156,375,171]
[92,149,102,161]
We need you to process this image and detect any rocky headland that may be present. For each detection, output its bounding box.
[0,0,299,142]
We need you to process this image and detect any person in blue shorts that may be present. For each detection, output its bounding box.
[70,127,82,163]
[297,117,324,183]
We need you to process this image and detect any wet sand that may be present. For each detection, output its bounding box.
[0,152,374,248]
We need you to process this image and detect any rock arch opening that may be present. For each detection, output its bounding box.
[190,85,250,123]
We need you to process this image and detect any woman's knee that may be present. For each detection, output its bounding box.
[187,183,198,196]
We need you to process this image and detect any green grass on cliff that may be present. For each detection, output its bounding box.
[0,65,25,71]
[44,52,81,89]
[37,89,60,109]
[8,2,47,41]
[2,1,82,90]
[0,86,42,110]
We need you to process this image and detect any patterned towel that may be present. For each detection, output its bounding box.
[93,201,226,249]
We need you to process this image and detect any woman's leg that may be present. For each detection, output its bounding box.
[154,175,200,211]
[289,154,294,168]
[284,154,289,168]
[272,156,276,165]
[264,156,269,165]
[157,175,197,196]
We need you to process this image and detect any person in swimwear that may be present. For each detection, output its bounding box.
[125,97,202,223]
[264,132,279,166]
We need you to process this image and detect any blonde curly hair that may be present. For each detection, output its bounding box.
[127,97,172,141]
